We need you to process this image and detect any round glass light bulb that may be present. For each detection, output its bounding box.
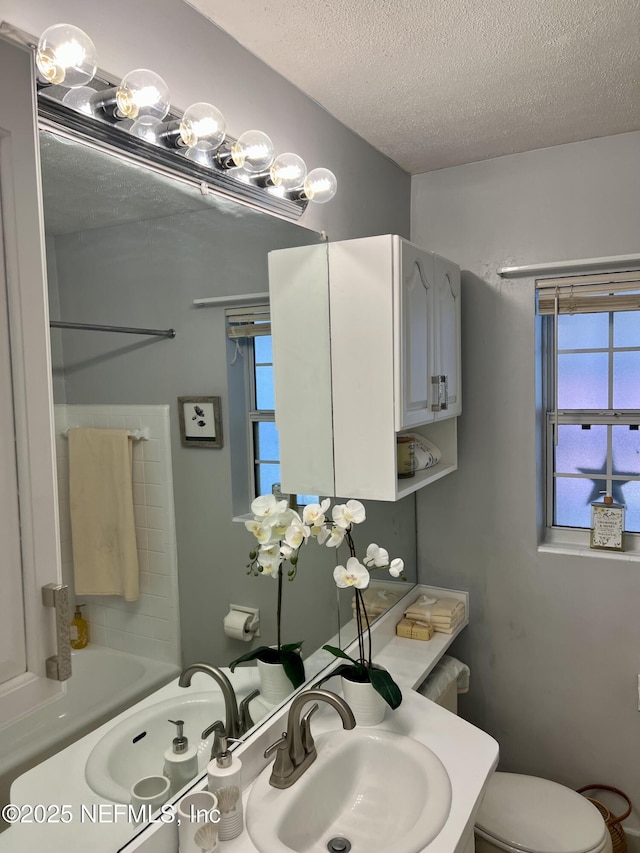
[61,85,95,116]
[36,24,97,88]
[184,141,216,167]
[303,167,338,204]
[269,152,307,191]
[179,102,226,149]
[129,116,163,144]
[230,130,274,173]
[116,69,170,121]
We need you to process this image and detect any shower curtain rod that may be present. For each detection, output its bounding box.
[50,320,176,338]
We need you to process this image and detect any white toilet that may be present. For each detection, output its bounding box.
[474,772,613,853]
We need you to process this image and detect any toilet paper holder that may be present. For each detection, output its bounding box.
[224,604,260,641]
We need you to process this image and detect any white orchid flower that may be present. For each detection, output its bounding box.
[302,498,330,527]
[389,558,404,577]
[363,543,390,568]
[325,526,346,548]
[257,544,282,577]
[332,499,366,529]
[279,543,295,560]
[251,493,288,518]
[269,508,300,538]
[245,519,277,546]
[312,524,330,545]
[333,557,370,589]
[284,518,310,550]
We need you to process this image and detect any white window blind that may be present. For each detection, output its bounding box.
[537,271,640,315]
[225,304,271,339]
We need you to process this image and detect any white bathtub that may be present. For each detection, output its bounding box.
[0,645,178,821]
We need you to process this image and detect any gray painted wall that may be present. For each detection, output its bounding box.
[0,0,410,242]
[411,130,640,831]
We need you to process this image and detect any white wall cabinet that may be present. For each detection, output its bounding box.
[269,234,461,502]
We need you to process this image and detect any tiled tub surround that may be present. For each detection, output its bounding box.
[54,404,180,665]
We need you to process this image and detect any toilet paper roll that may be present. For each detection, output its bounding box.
[223,610,252,641]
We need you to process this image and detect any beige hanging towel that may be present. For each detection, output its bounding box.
[69,428,139,601]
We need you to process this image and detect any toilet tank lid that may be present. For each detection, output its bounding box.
[475,773,608,853]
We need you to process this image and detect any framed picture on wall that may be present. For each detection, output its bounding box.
[178,396,223,448]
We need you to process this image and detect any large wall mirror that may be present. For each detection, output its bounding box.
[0,82,416,848]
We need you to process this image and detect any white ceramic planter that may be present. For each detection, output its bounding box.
[257,658,293,706]
[341,673,386,726]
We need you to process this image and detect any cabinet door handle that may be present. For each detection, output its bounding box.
[42,583,72,682]
[431,375,448,411]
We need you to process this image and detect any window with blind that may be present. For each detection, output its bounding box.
[226,304,317,505]
[538,272,640,535]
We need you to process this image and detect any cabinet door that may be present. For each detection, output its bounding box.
[433,254,461,419]
[397,240,435,429]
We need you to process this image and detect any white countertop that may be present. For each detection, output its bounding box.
[128,585,499,853]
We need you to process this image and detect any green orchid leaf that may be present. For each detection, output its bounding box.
[281,641,303,653]
[369,667,403,709]
[228,645,273,671]
[322,644,359,665]
[281,648,306,688]
[315,663,364,687]
[229,646,275,672]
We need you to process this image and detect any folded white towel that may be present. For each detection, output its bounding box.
[404,596,465,623]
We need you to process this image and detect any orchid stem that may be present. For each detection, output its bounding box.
[277,565,283,652]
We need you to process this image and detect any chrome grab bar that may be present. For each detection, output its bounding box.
[41,583,72,681]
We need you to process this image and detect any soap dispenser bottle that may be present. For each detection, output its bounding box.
[163,719,199,795]
[70,604,89,649]
[207,726,243,840]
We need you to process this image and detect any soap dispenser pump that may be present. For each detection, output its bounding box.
[163,719,198,795]
[207,724,244,840]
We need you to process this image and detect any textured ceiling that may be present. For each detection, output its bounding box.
[184,0,640,174]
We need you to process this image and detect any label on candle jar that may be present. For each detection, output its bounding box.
[397,436,416,479]
[590,503,624,551]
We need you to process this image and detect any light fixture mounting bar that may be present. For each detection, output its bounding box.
[37,90,308,221]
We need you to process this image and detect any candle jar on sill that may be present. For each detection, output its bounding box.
[590,494,625,551]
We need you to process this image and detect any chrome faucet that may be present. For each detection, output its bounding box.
[178,663,242,739]
[263,689,356,789]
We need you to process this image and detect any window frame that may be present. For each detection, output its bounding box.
[541,303,640,549]
[247,335,278,500]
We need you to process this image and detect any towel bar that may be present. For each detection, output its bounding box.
[60,427,150,441]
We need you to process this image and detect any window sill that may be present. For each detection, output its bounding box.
[538,539,640,562]
[232,513,254,524]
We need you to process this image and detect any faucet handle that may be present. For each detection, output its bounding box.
[264,734,295,783]
[239,689,259,734]
[300,703,319,756]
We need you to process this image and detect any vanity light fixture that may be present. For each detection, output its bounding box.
[36,24,97,88]
[33,23,338,209]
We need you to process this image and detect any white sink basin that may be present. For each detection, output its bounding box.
[85,693,225,803]
[247,728,452,853]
